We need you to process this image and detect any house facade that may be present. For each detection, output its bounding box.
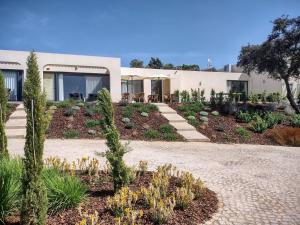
[0,50,299,102]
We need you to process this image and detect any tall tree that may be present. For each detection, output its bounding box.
[21,52,48,225]
[129,59,144,68]
[147,57,163,69]
[0,71,8,157]
[163,63,175,69]
[98,88,129,192]
[238,16,300,113]
[180,64,200,71]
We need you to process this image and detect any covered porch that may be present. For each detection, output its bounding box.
[121,74,172,103]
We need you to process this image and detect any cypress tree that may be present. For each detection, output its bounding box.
[21,52,48,225]
[0,71,8,157]
[98,88,129,192]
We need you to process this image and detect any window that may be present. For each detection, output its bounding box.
[227,80,248,101]
[227,80,248,95]
[121,80,143,94]
[54,73,109,101]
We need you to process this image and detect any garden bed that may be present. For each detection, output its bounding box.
[46,102,183,141]
[4,158,218,225]
[170,103,300,146]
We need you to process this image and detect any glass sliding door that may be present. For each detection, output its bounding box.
[227,80,248,100]
[2,70,18,101]
[56,73,109,101]
[151,80,162,101]
[121,80,143,94]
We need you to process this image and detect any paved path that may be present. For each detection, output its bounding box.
[9,139,300,225]
[155,103,209,142]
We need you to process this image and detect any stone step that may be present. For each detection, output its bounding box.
[162,113,186,122]
[9,116,26,119]
[169,122,196,131]
[10,110,27,117]
[7,135,25,139]
[153,103,168,107]
[5,129,26,139]
[6,119,26,127]
[177,130,210,142]
[5,125,26,129]
[158,107,177,114]
[16,104,25,110]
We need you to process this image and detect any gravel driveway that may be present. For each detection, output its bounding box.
[9,139,300,225]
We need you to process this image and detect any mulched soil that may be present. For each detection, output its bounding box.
[170,103,293,145]
[5,171,218,225]
[46,104,183,141]
[6,103,18,121]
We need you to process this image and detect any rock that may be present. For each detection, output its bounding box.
[204,107,211,112]
[215,124,225,132]
[125,122,134,129]
[187,115,196,120]
[88,129,96,135]
[211,111,219,116]
[199,124,208,130]
[200,116,208,122]
[72,106,80,111]
[66,123,73,129]
[200,111,208,116]
[122,117,130,123]
[141,112,149,117]
[142,123,150,129]
[211,134,217,139]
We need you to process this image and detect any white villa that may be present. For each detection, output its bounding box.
[0,50,299,102]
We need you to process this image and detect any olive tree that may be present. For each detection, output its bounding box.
[238,16,300,113]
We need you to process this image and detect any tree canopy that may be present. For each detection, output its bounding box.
[237,16,300,113]
[129,59,144,68]
[147,57,163,69]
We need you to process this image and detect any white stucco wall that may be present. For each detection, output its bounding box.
[121,67,250,99]
[0,50,121,102]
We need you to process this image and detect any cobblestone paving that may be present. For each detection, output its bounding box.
[9,139,300,225]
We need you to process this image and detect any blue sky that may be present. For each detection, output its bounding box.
[0,0,299,68]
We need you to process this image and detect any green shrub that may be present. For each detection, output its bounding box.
[122,106,134,118]
[180,90,190,102]
[290,114,300,127]
[43,169,86,213]
[98,88,130,193]
[85,119,100,128]
[0,157,23,223]
[251,116,268,133]
[188,118,200,127]
[162,133,177,141]
[84,106,96,117]
[144,129,160,139]
[237,111,253,123]
[264,112,285,128]
[138,104,158,113]
[178,102,204,113]
[64,107,76,117]
[183,111,195,117]
[0,71,8,157]
[159,124,173,133]
[63,130,80,139]
[56,100,71,108]
[132,102,143,108]
[235,127,250,139]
